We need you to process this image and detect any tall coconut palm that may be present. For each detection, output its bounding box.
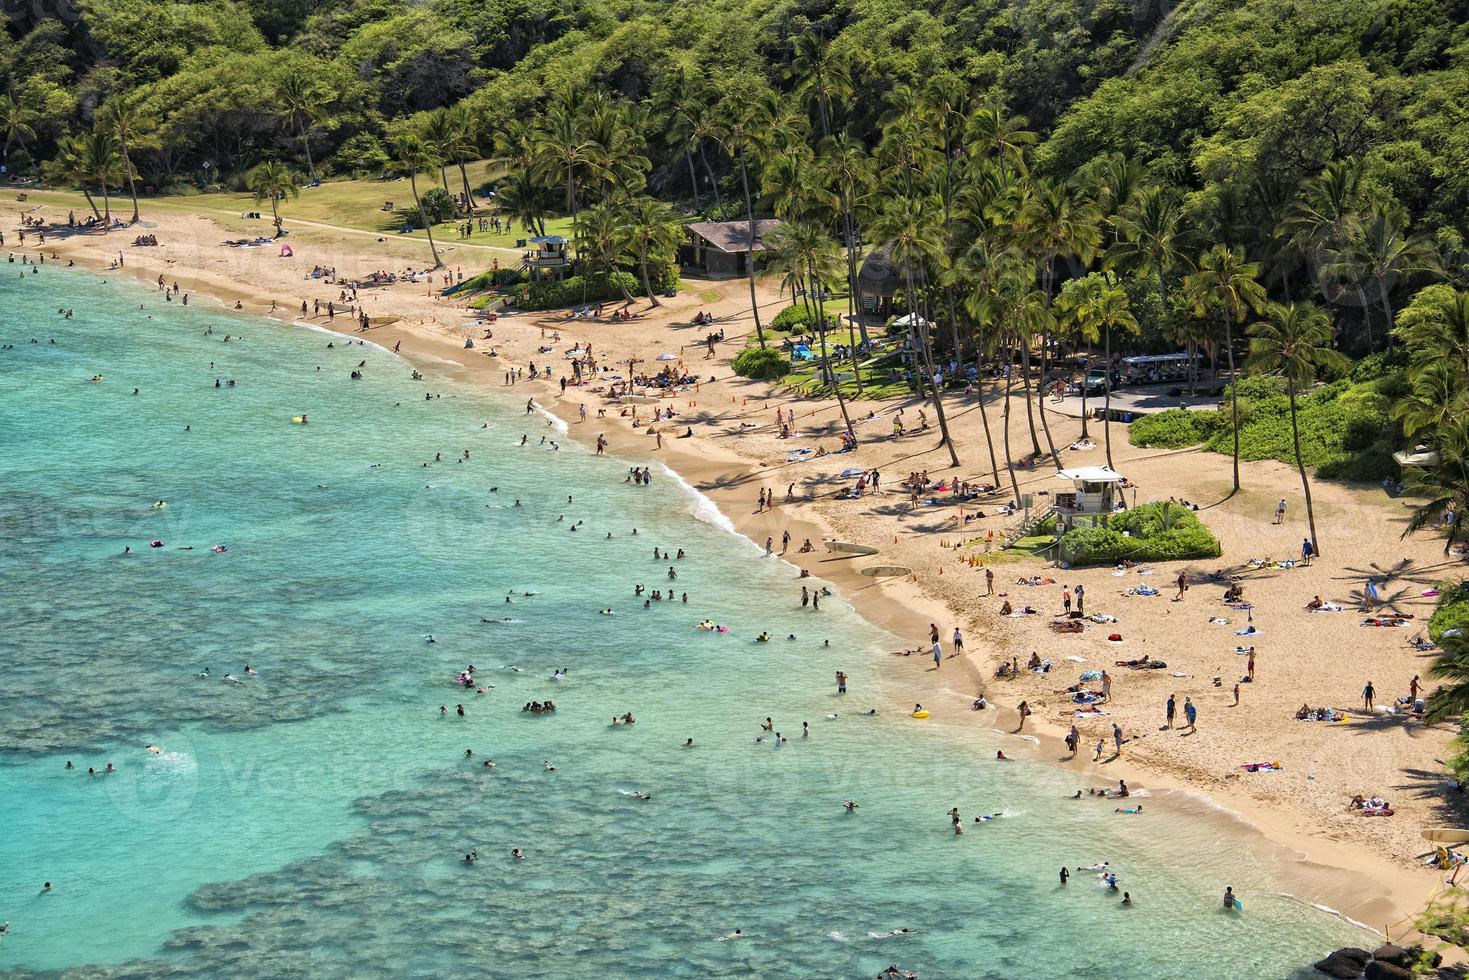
[1246,301,1349,557]
[447,105,482,209]
[1424,632,1469,726]
[47,134,101,220]
[954,236,1014,489]
[1107,186,1191,384]
[391,135,443,268]
[1401,414,1469,556]
[618,196,682,306]
[818,133,876,375]
[715,83,779,349]
[573,202,634,302]
[1185,245,1267,492]
[274,70,327,182]
[247,160,297,237]
[100,93,153,224]
[80,128,123,224]
[767,220,855,437]
[2,93,36,169]
[1277,158,1366,320]
[786,33,851,138]
[870,193,960,467]
[1331,204,1439,344]
[495,170,553,238]
[1087,276,1141,469]
[1020,177,1102,468]
[654,66,711,212]
[532,99,602,217]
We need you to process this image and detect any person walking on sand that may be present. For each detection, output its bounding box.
[1232,682,1240,706]
[1165,693,1176,730]
[1015,700,1030,732]
[1063,588,1072,614]
[1094,736,1105,761]
[1101,670,1112,703]
[952,627,964,657]
[1246,646,1256,681]
[1410,674,1421,704]
[1183,697,1197,733]
[1274,498,1287,525]
[1175,571,1188,600]
[932,641,943,669]
[1065,724,1078,756]
[1112,722,1124,757]
[984,568,995,596]
[1301,538,1314,564]
[1363,680,1375,711]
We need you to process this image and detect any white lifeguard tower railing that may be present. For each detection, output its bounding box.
[1054,465,1126,530]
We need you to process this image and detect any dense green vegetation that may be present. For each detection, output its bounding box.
[1059,502,1221,566]
[1129,373,1399,482]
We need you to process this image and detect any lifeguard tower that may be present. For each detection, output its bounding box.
[1054,466,1126,530]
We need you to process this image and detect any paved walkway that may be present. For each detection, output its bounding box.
[1046,386,1222,419]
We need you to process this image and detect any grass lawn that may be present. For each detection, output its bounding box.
[17,167,573,253]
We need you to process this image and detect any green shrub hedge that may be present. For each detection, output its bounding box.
[517,272,640,311]
[1129,409,1217,448]
[1130,378,1404,484]
[733,346,789,380]
[415,187,455,226]
[1429,582,1469,642]
[770,304,838,333]
[1059,502,1221,565]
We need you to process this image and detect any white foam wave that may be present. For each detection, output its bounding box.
[535,404,568,434]
[1274,893,1380,934]
[658,463,742,539]
[287,319,391,354]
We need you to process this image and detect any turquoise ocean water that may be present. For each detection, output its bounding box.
[0,266,1368,977]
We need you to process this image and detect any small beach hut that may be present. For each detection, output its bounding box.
[681,220,780,278]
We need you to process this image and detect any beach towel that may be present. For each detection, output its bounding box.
[1088,613,1118,624]
[1209,616,1231,625]
[1239,762,1283,772]
[1234,626,1258,636]
[1079,671,1102,682]
[1309,602,1345,612]
[1064,655,1087,663]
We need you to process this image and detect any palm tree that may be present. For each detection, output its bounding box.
[1020,177,1103,468]
[1401,414,1469,556]
[1246,302,1349,556]
[447,105,483,209]
[391,135,443,267]
[76,128,123,224]
[101,94,152,224]
[1085,276,1139,469]
[573,202,634,302]
[1107,186,1191,384]
[532,99,602,217]
[1332,204,1439,344]
[1185,245,1267,492]
[820,133,875,353]
[870,193,960,467]
[654,66,711,212]
[767,220,855,437]
[1424,632,1469,726]
[1278,158,1366,321]
[716,83,778,349]
[618,196,682,306]
[2,92,36,169]
[274,70,327,182]
[47,134,101,220]
[965,96,1036,171]
[786,34,851,138]
[247,160,297,238]
[494,170,553,238]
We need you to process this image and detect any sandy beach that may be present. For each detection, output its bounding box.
[20,196,1469,937]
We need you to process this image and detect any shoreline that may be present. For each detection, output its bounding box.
[29,207,1448,947]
